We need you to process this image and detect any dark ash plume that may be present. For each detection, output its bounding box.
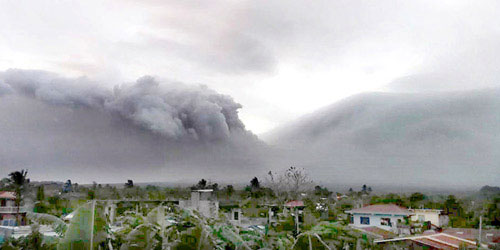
[0,69,248,142]
[0,69,269,183]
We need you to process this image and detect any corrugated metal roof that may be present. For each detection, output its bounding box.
[285,200,304,207]
[346,204,412,215]
[0,191,16,199]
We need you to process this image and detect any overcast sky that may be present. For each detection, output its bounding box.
[2,0,499,134]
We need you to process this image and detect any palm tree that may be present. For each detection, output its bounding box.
[8,169,28,226]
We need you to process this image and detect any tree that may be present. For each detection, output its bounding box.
[485,197,500,227]
[8,169,29,226]
[62,179,72,193]
[34,185,48,213]
[285,166,312,198]
[314,185,331,197]
[267,167,313,200]
[225,185,234,198]
[250,177,260,191]
[196,179,207,189]
[87,190,95,200]
[209,182,219,191]
[444,195,461,216]
[36,185,45,201]
[125,179,134,188]
[409,192,425,207]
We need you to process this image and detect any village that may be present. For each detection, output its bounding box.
[0,168,499,249]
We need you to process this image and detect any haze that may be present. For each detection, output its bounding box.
[0,0,499,187]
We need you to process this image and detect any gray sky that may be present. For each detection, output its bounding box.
[1,1,500,185]
[2,0,500,134]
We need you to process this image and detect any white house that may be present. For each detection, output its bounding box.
[346,204,413,232]
[179,189,219,218]
[0,191,27,226]
[409,209,448,227]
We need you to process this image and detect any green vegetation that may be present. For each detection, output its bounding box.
[0,169,499,249]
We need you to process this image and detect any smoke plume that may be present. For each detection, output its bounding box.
[0,69,248,142]
[0,69,267,183]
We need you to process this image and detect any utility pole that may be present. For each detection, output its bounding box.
[478,215,482,246]
[90,200,96,250]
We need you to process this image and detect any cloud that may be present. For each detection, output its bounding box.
[387,37,500,92]
[2,0,500,134]
[0,69,249,141]
[266,89,500,187]
[0,69,268,182]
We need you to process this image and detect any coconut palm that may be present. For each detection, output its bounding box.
[8,169,28,226]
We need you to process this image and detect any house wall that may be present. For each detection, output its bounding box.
[1,214,17,226]
[0,199,15,207]
[229,208,242,225]
[410,210,442,226]
[351,213,406,231]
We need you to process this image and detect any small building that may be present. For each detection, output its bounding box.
[179,189,219,218]
[283,200,305,220]
[229,208,242,224]
[219,201,241,225]
[346,204,413,232]
[0,191,27,226]
[410,209,449,227]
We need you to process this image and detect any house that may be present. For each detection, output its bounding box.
[0,191,27,226]
[410,209,449,227]
[178,189,219,218]
[283,200,305,219]
[219,201,241,225]
[346,204,413,232]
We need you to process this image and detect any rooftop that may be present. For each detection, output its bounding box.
[285,200,304,207]
[192,189,214,193]
[0,191,16,199]
[443,228,500,244]
[410,208,444,213]
[346,204,412,215]
[375,233,483,249]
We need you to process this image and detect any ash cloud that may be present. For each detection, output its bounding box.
[267,89,500,188]
[0,69,248,141]
[0,69,267,182]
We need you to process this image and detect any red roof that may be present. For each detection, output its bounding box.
[412,237,457,250]
[0,191,16,199]
[346,204,412,215]
[443,228,500,244]
[413,234,477,249]
[377,233,480,249]
[285,200,304,207]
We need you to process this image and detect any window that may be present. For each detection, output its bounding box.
[2,219,15,226]
[360,216,370,225]
[350,215,354,224]
[381,218,392,226]
[233,211,239,220]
